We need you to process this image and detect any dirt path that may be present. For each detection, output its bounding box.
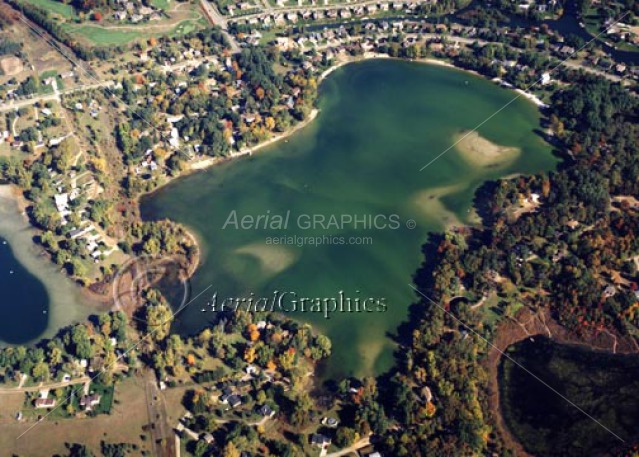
[326,435,371,457]
[0,377,90,394]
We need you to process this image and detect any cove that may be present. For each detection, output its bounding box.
[0,187,94,345]
[499,336,639,456]
[0,235,48,344]
[141,59,558,379]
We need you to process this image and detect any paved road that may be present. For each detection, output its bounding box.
[199,0,241,53]
[0,81,115,113]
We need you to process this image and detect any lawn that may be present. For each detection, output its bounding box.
[151,0,170,9]
[24,0,75,18]
[86,382,115,415]
[65,17,204,46]
[169,19,201,37]
[64,24,144,46]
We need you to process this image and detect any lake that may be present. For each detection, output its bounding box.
[0,187,93,345]
[141,59,558,379]
[499,336,639,456]
[0,234,49,344]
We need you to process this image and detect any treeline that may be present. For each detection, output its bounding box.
[0,311,129,386]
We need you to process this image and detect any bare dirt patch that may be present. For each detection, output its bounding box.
[0,56,23,76]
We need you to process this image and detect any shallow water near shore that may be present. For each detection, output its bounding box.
[0,187,93,344]
[142,59,558,379]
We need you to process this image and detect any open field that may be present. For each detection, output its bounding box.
[0,24,73,86]
[0,375,154,457]
[63,24,147,46]
[65,16,204,45]
[0,392,25,420]
[24,0,75,18]
[37,1,206,47]
[151,0,171,9]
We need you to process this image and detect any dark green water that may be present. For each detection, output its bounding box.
[499,337,639,457]
[141,59,557,379]
[0,236,49,343]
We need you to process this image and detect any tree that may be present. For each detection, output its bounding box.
[31,361,50,381]
[144,303,173,342]
[334,427,359,448]
[222,442,241,457]
[289,391,313,427]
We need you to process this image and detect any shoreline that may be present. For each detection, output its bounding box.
[0,184,101,345]
[2,53,554,342]
[145,53,549,198]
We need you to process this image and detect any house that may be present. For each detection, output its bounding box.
[227,395,242,408]
[68,226,92,240]
[80,394,101,411]
[35,398,56,409]
[603,285,617,298]
[202,433,215,444]
[310,433,331,447]
[54,193,69,212]
[48,136,67,147]
[257,404,275,418]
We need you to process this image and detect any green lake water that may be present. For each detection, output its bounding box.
[141,59,558,379]
[499,336,639,456]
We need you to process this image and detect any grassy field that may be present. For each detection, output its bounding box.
[169,19,200,37]
[151,0,171,9]
[0,392,25,420]
[64,16,203,46]
[24,0,75,18]
[0,375,154,457]
[63,24,145,46]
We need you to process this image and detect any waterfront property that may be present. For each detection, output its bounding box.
[142,59,557,379]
